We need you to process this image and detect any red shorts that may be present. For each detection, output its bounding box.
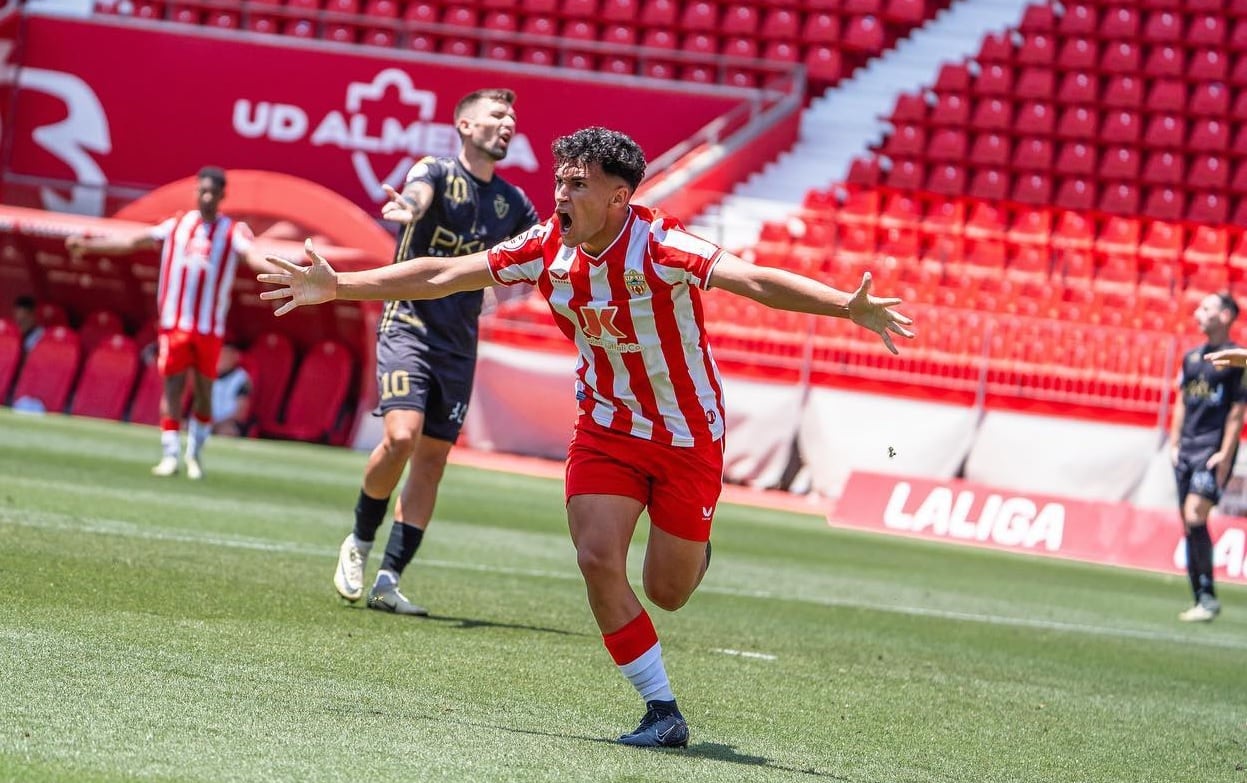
[565,417,724,542]
[157,329,223,379]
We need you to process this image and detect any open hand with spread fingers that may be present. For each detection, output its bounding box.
[257,238,338,316]
[846,272,915,355]
[379,184,417,224]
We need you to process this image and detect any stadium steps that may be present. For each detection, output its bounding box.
[689,0,1034,253]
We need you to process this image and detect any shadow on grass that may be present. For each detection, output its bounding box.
[341,602,591,638]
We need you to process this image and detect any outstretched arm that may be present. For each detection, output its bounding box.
[258,239,495,316]
[65,232,158,258]
[1207,347,1247,368]
[708,253,915,354]
[380,182,435,225]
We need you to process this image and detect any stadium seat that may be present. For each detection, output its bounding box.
[969,132,1009,167]
[11,326,80,413]
[1053,177,1095,211]
[925,164,967,197]
[1139,220,1185,264]
[639,0,677,26]
[970,98,1011,132]
[1096,216,1142,257]
[78,309,125,355]
[1143,114,1185,149]
[1055,38,1097,71]
[1055,142,1096,176]
[1099,6,1139,39]
[804,46,844,84]
[599,0,635,21]
[968,168,1009,202]
[882,123,926,158]
[802,12,841,43]
[1007,206,1051,248]
[261,340,354,444]
[1057,72,1098,105]
[70,335,139,421]
[1142,10,1182,43]
[1014,174,1055,208]
[1100,110,1141,145]
[1189,155,1230,190]
[930,93,971,127]
[1189,119,1230,152]
[1099,146,1141,181]
[0,321,18,404]
[973,63,1012,96]
[885,159,926,191]
[1012,136,1053,171]
[1184,226,1231,268]
[1102,75,1143,108]
[1189,50,1228,82]
[1190,83,1230,118]
[927,127,968,161]
[1141,151,1184,186]
[1015,101,1054,135]
[842,15,884,54]
[1142,187,1185,221]
[560,0,597,16]
[759,7,798,38]
[1051,210,1094,250]
[883,0,925,24]
[127,360,163,426]
[1099,41,1142,74]
[1187,192,1229,225]
[964,200,1006,240]
[1098,182,1141,216]
[1058,2,1096,36]
[245,331,295,432]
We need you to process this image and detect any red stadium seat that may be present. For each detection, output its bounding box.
[245,331,295,433]
[126,360,163,426]
[964,200,1007,240]
[1142,10,1183,43]
[842,15,884,54]
[681,32,717,56]
[720,4,759,34]
[1098,182,1141,216]
[1054,177,1095,212]
[930,92,970,126]
[560,0,597,16]
[70,335,140,421]
[759,7,799,38]
[885,159,926,190]
[1101,110,1142,145]
[36,302,68,328]
[261,340,353,443]
[1097,216,1142,256]
[879,193,924,229]
[1139,221,1185,264]
[1007,206,1051,248]
[1051,210,1094,250]
[679,1,717,30]
[1057,72,1098,105]
[888,92,928,124]
[599,0,635,21]
[11,326,80,413]
[1191,83,1230,118]
[1143,45,1184,79]
[1012,136,1054,171]
[1187,192,1229,225]
[1189,14,1227,47]
[969,132,1009,167]
[1055,37,1097,71]
[882,123,926,158]
[1189,119,1230,152]
[1102,75,1143,109]
[1141,151,1184,186]
[1099,41,1141,74]
[970,98,1011,132]
[1184,226,1231,268]
[927,127,968,161]
[1189,155,1230,190]
[973,63,1011,96]
[0,322,18,403]
[763,40,800,63]
[1014,68,1055,100]
[1016,32,1054,65]
[1099,6,1139,38]
[803,11,841,43]
[883,0,924,24]
[1142,187,1185,221]
[1055,142,1096,176]
[968,168,1010,202]
[1015,101,1055,135]
[365,0,399,15]
[1059,3,1097,35]
[403,1,437,23]
[1189,50,1229,82]
[1099,146,1140,181]
[804,46,844,84]
[1055,106,1097,141]
[975,32,1012,63]
[925,164,967,197]
[78,309,125,355]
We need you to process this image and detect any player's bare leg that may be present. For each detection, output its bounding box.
[152,373,187,476]
[183,369,214,480]
[642,527,712,612]
[366,434,454,616]
[569,494,689,748]
[335,409,422,601]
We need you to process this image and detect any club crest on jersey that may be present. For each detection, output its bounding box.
[494,194,510,219]
[624,269,648,296]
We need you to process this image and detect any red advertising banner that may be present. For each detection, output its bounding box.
[831,471,1247,584]
[3,16,740,217]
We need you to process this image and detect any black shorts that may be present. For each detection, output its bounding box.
[1174,447,1226,507]
[374,328,474,443]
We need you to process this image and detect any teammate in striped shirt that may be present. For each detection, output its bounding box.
[258,128,914,748]
[66,166,271,480]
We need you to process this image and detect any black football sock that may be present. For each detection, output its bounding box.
[380,521,425,576]
[1184,532,1200,600]
[1189,523,1216,599]
[353,489,390,544]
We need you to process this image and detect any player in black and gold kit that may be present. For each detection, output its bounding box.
[333,89,539,615]
[1169,292,1246,623]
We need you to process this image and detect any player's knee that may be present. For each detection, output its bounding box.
[575,543,625,584]
[644,581,692,613]
[382,429,418,458]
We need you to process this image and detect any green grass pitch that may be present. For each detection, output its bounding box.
[1,409,1244,782]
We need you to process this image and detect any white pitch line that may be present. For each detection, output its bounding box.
[712,648,778,661]
[4,511,1246,653]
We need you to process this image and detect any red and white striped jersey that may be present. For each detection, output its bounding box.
[150,211,253,337]
[487,205,726,447]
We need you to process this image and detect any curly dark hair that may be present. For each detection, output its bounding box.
[551,127,646,191]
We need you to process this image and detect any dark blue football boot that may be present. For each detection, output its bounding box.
[617,700,689,748]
